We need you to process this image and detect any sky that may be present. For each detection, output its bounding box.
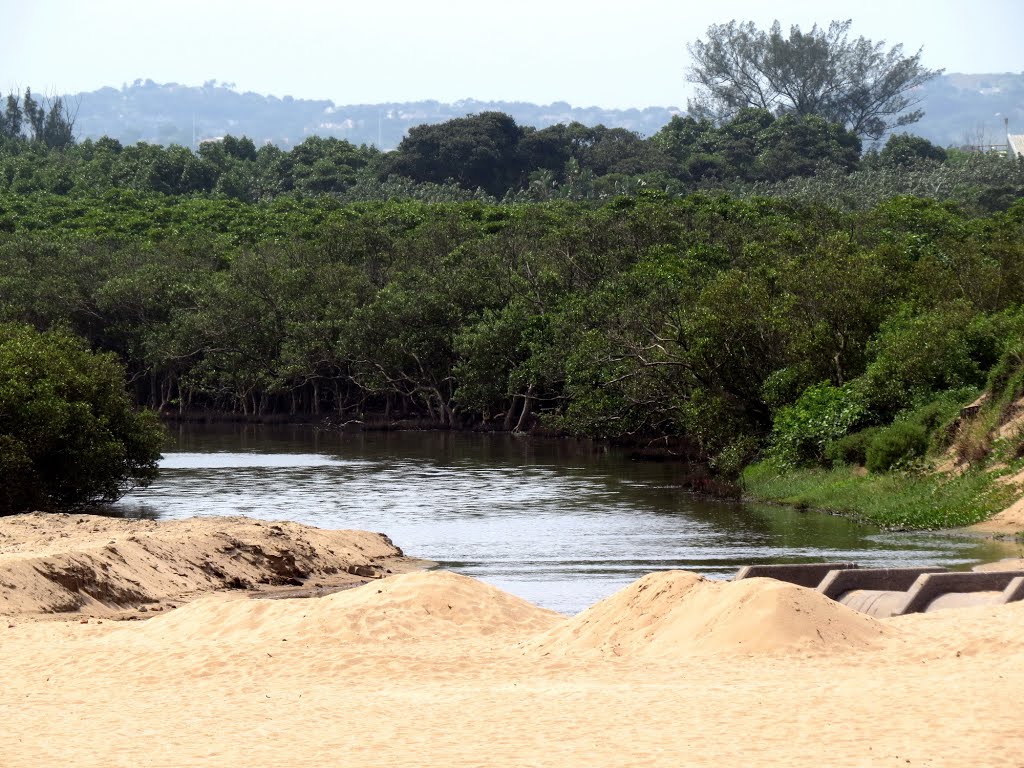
[5,0,1024,108]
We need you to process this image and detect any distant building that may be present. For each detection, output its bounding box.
[1008,134,1024,159]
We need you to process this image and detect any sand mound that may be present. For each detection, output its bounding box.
[323,570,562,639]
[526,570,893,658]
[142,570,562,644]
[0,513,407,617]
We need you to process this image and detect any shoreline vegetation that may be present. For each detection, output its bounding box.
[4,95,1024,530]
[741,460,1021,533]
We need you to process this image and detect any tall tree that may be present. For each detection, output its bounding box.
[687,19,941,140]
[381,112,526,196]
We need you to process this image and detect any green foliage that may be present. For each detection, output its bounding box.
[744,154,1024,214]
[864,421,929,472]
[687,19,941,140]
[985,338,1024,411]
[0,88,75,149]
[825,427,881,467]
[381,112,527,197]
[860,304,990,420]
[768,382,865,467]
[0,323,164,513]
[742,460,1017,530]
[1,184,1023,488]
[879,134,948,166]
[709,435,761,480]
[653,110,860,184]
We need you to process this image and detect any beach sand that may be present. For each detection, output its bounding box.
[1,515,1023,767]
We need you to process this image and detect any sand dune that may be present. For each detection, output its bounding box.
[142,570,561,643]
[0,513,411,616]
[2,516,1024,766]
[525,570,893,658]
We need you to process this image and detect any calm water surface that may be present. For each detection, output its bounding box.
[115,424,1013,614]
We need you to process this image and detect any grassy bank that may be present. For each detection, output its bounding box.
[741,461,1019,530]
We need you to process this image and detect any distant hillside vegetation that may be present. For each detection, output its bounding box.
[913,73,1024,147]
[69,80,681,150]
[62,74,1024,151]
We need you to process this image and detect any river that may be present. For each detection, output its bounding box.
[114,424,1011,614]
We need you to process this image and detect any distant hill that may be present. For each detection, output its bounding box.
[63,74,1024,150]
[68,79,681,150]
[912,72,1024,147]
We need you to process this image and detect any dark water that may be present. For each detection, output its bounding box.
[115,424,1012,614]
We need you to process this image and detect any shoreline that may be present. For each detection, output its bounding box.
[160,417,1024,534]
[741,459,1024,535]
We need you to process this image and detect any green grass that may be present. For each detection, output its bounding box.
[741,461,1019,530]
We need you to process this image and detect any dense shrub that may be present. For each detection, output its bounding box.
[709,434,762,479]
[769,382,865,467]
[985,339,1024,418]
[865,421,929,473]
[0,323,164,514]
[825,427,882,467]
[861,305,988,420]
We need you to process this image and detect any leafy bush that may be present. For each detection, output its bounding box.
[769,382,865,467]
[985,339,1024,425]
[865,421,929,473]
[954,416,992,466]
[879,134,947,167]
[710,434,761,479]
[827,390,975,468]
[861,304,988,420]
[0,323,165,514]
[825,426,881,466]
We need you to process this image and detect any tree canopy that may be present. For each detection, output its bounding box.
[3,188,1024,482]
[0,88,77,149]
[0,323,164,514]
[687,19,942,140]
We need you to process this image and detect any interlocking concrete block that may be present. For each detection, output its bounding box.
[896,571,1024,615]
[733,562,859,589]
[817,567,947,600]
[999,575,1024,604]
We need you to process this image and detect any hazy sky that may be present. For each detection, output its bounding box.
[5,0,1024,108]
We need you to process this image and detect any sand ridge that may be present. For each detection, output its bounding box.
[2,567,1023,767]
[0,512,412,617]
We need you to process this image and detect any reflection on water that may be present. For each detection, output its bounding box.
[116,424,1013,614]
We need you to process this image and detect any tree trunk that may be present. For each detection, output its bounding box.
[513,387,534,433]
[503,397,518,431]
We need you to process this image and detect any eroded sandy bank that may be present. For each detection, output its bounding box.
[0,512,417,617]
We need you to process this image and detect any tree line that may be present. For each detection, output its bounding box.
[3,190,1024,477]
[4,100,1021,216]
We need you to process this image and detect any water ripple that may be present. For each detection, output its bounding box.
[116,427,1012,614]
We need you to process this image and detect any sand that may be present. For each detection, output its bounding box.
[2,516,1024,767]
[972,488,1024,535]
[525,571,893,658]
[0,512,416,617]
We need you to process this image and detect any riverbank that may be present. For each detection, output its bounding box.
[741,460,1024,533]
[1,559,1022,766]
